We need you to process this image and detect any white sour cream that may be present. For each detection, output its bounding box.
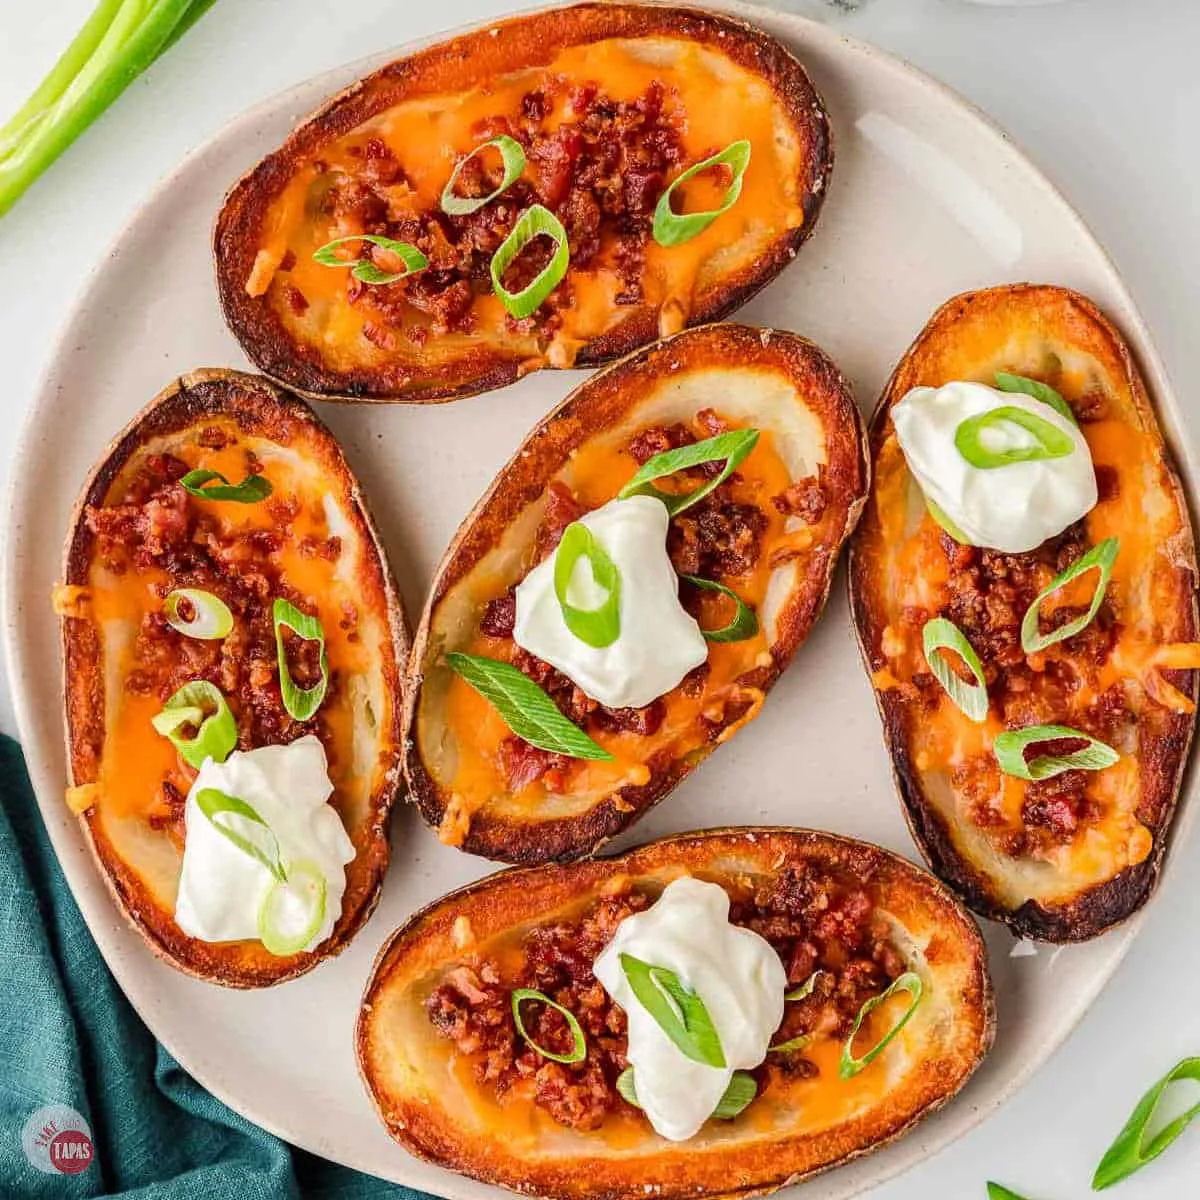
[892,380,1097,553]
[593,877,786,1142]
[513,495,708,709]
[175,735,355,951]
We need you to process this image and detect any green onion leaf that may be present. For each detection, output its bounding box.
[619,954,726,1069]
[923,617,990,723]
[180,468,272,503]
[196,788,285,882]
[615,1067,757,1120]
[273,599,329,722]
[839,971,923,1079]
[784,970,825,1002]
[257,859,327,956]
[1093,1057,1200,1190]
[995,371,1077,425]
[993,724,1119,781]
[925,494,971,544]
[164,588,233,640]
[986,1185,1030,1200]
[489,203,570,319]
[445,652,612,760]
[619,429,760,516]
[653,140,752,247]
[510,988,587,1065]
[682,576,758,643]
[312,234,427,285]
[151,680,237,769]
[441,135,526,216]
[769,1035,812,1054]
[954,406,1075,470]
[1020,538,1119,654]
[554,522,622,648]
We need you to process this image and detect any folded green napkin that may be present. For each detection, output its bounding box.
[0,734,424,1199]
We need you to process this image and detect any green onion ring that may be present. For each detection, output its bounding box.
[273,598,328,721]
[769,1035,812,1054]
[922,617,990,723]
[312,234,428,284]
[925,494,971,544]
[616,1066,640,1108]
[164,588,233,640]
[489,203,570,319]
[1021,538,1119,654]
[653,140,752,247]
[619,429,760,516]
[510,988,587,1064]
[258,859,327,957]
[150,680,237,769]
[619,953,725,1068]
[180,468,272,503]
[839,971,923,1079]
[615,1067,757,1120]
[682,575,758,643]
[554,522,622,648]
[994,371,1077,425]
[195,788,285,882]
[993,723,1119,781]
[954,405,1075,469]
[987,1185,1030,1200]
[441,135,526,216]
[1092,1057,1200,1190]
[784,970,825,1002]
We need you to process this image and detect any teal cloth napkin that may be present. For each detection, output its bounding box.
[0,734,426,1199]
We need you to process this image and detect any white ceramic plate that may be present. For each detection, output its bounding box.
[5,3,1195,1196]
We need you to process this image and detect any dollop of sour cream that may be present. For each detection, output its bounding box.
[892,380,1097,553]
[593,877,786,1142]
[513,495,707,709]
[174,735,355,951]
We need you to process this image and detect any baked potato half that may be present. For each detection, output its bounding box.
[57,369,407,986]
[214,3,832,403]
[405,323,869,863]
[357,827,994,1199]
[849,284,1199,941]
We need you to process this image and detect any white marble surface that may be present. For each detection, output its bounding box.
[1,1,1197,1197]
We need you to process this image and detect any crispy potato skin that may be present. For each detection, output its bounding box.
[404,324,870,863]
[213,3,833,404]
[848,284,1199,941]
[60,370,409,986]
[357,827,994,1200]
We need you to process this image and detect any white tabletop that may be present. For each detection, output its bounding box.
[1,1,1197,1197]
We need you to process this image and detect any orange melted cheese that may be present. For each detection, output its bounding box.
[441,420,797,836]
[251,39,805,370]
[89,423,373,826]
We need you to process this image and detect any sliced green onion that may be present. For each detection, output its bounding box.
[445,652,612,760]
[954,406,1075,470]
[554,522,621,648]
[1093,1057,1200,1190]
[839,971,923,1079]
[615,1067,757,1120]
[925,495,970,544]
[257,859,327,956]
[683,576,758,643]
[784,970,825,1002]
[653,140,752,247]
[195,788,285,882]
[619,429,760,516]
[995,371,1077,425]
[312,234,427,285]
[151,680,237,769]
[490,203,569,319]
[180,468,272,503]
[619,954,725,1069]
[164,588,233,640]
[986,1185,1030,1200]
[1020,538,1119,654]
[923,617,989,723]
[993,724,1119,781]
[273,598,328,721]
[441,135,526,216]
[769,1035,812,1054]
[510,988,587,1065]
